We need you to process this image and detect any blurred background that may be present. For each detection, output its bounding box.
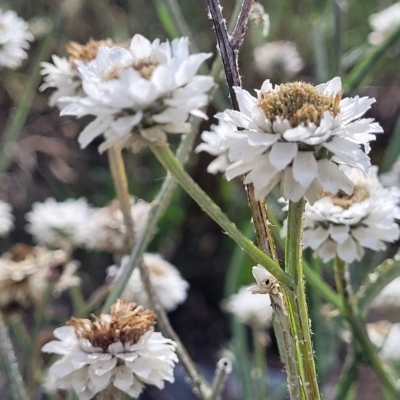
[1,0,400,399]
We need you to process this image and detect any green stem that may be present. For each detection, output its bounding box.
[251,325,268,400]
[285,199,321,400]
[150,145,294,289]
[0,311,29,400]
[68,285,86,318]
[209,358,232,400]
[333,257,399,397]
[334,349,359,400]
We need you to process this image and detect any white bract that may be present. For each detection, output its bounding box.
[86,198,151,253]
[25,198,92,249]
[224,285,273,327]
[0,200,14,237]
[42,299,178,400]
[0,8,33,68]
[217,77,382,203]
[368,2,400,46]
[253,41,304,81]
[195,119,233,174]
[111,253,189,311]
[300,166,400,263]
[58,34,213,153]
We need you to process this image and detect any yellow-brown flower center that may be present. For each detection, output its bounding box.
[67,38,115,62]
[319,185,369,209]
[258,82,341,127]
[8,243,34,262]
[67,299,156,350]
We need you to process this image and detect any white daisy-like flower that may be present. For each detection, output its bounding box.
[299,166,400,263]
[42,299,178,400]
[224,285,273,327]
[0,8,33,69]
[253,41,304,81]
[25,197,92,250]
[59,34,214,153]
[217,77,382,203]
[110,253,189,312]
[367,321,400,362]
[195,119,233,174]
[0,200,14,237]
[368,2,400,46]
[86,198,151,253]
[370,276,400,309]
[40,39,115,108]
[0,244,68,310]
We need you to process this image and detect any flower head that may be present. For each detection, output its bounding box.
[195,119,233,174]
[253,41,304,82]
[57,34,213,153]
[0,8,33,69]
[299,166,400,263]
[0,200,14,237]
[25,198,92,250]
[109,253,189,311]
[42,299,178,400]
[0,244,69,311]
[224,285,273,327]
[86,198,151,253]
[217,77,382,203]
[368,3,400,46]
[40,39,115,108]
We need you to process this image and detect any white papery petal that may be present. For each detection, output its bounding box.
[328,224,349,244]
[337,236,359,263]
[292,152,318,187]
[268,142,297,170]
[317,159,354,194]
[281,167,306,202]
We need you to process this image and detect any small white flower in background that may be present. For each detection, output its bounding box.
[42,299,178,400]
[86,198,151,253]
[367,321,400,362]
[217,77,382,203]
[370,276,400,309]
[0,200,14,237]
[368,2,400,46]
[224,285,273,327]
[25,197,92,250]
[0,244,70,310]
[253,41,304,82]
[109,253,189,311]
[57,34,213,153]
[40,39,115,108]
[195,119,233,174]
[0,8,33,69]
[297,166,400,263]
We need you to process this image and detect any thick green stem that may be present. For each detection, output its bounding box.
[333,257,399,397]
[150,145,294,289]
[285,199,321,400]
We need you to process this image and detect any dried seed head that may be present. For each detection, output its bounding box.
[68,299,157,350]
[258,81,341,127]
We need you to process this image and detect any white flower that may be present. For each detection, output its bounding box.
[368,2,400,46]
[111,253,189,311]
[0,200,14,237]
[195,119,232,174]
[299,166,400,263]
[224,285,273,327]
[40,39,115,108]
[217,77,382,203]
[370,277,400,309]
[86,198,151,253]
[0,8,33,69]
[0,244,68,310]
[249,3,270,37]
[42,299,178,400]
[253,41,304,81]
[59,34,214,153]
[25,198,92,249]
[367,321,400,361]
